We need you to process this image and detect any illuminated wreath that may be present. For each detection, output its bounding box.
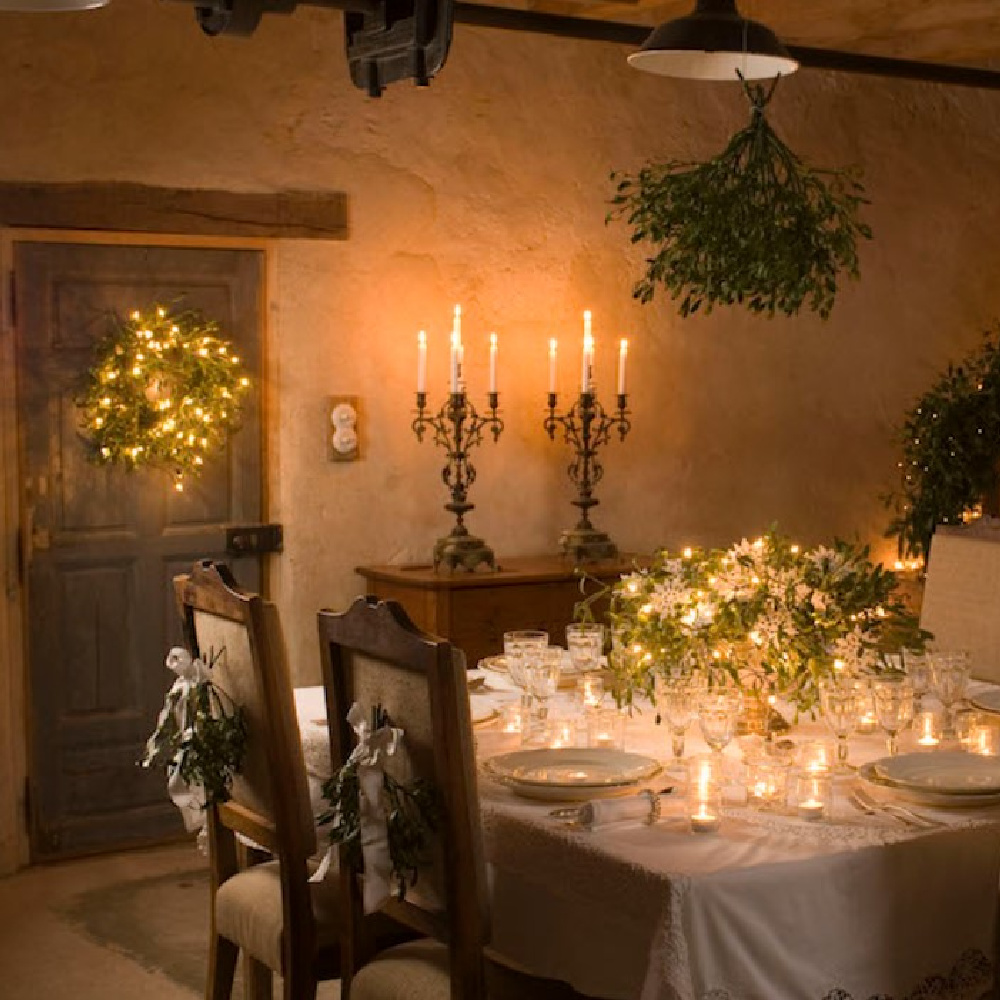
[77,305,250,490]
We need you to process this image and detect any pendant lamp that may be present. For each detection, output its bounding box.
[628,0,798,81]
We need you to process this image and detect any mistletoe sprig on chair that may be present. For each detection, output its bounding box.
[320,704,439,904]
[142,647,248,808]
[609,75,872,319]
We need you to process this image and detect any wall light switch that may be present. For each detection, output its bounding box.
[328,395,361,462]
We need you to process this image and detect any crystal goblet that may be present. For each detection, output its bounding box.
[697,689,742,758]
[928,650,972,738]
[656,678,698,764]
[819,678,859,773]
[873,675,914,756]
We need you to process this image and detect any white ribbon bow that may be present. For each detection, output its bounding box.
[312,702,404,913]
[146,647,211,839]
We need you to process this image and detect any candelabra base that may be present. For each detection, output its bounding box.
[559,526,618,564]
[433,530,497,573]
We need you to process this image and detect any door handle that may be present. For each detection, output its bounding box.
[226,523,283,555]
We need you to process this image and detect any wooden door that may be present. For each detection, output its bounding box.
[14,242,265,859]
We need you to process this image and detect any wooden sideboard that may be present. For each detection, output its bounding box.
[355,555,636,667]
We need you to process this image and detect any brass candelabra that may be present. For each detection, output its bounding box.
[544,388,631,563]
[412,390,503,572]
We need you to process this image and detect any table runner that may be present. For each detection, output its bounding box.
[294,683,1000,1000]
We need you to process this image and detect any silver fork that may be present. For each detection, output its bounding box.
[852,786,942,829]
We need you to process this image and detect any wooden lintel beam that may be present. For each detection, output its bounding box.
[0,182,348,240]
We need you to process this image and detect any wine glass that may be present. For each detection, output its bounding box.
[819,678,859,773]
[566,623,604,674]
[697,689,742,758]
[503,629,548,712]
[928,650,972,738]
[656,678,698,766]
[524,647,562,723]
[903,651,931,712]
[873,675,914,756]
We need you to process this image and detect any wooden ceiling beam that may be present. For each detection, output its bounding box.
[453,3,1000,90]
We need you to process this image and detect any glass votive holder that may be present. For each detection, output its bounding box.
[577,673,604,709]
[587,706,626,750]
[746,756,790,811]
[853,678,878,734]
[913,709,943,749]
[963,716,1000,756]
[798,740,836,773]
[687,754,723,833]
[499,702,526,736]
[793,769,833,821]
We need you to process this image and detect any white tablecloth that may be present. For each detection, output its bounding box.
[293,680,1000,1000]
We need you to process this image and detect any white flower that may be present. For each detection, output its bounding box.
[165,647,208,683]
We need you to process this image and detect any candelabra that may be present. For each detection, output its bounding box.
[412,390,503,572]
[544,388,631,563]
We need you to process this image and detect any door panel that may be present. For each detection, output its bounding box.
[15,242,265,859]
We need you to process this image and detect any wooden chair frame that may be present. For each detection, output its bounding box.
[175,559,327,1000]
[317,596,491,1000]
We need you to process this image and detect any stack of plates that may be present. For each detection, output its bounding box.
[859,751,1000,807]
[970,688,1000,714]
[483,748,661,802]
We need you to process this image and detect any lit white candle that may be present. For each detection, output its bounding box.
[581,310,593,393]
[617,338,628,395]
[690,803,720,833]
[453,303,461,340]
[449,332,459,394]
[549,338,558,394]
[489,332,498,393]
[916,711,940,747]
[417,330,427,393]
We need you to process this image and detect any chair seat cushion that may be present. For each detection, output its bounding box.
[214,860,339,972]
[351,939,590,1000]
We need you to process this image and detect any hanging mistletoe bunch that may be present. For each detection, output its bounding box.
[884,331,1000,561]
[609,77,872,319]
[77,305,250,487]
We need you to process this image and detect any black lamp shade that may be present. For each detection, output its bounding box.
[628,0,798,80]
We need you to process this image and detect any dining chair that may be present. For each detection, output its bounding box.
[174,560,351,1000]
[317,595,589,1000]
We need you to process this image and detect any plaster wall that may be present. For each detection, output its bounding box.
[1,3,1000,697]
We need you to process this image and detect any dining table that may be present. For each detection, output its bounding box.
[293,669,1000,1000]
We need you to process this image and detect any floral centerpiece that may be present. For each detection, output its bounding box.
[598,530,926,716]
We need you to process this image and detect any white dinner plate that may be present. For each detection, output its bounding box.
[472,706,499,726]
[970,688,1000,714]
[483,748,661,801]
[858,762,1000,808]
[872,751,1000,795]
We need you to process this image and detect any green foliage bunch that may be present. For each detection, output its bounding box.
[594,530,923,714]
[320,705,440,903]
[884,332,1000,561]
[77,304,250,482]
[142,648,247,807]
[609,78,872,319]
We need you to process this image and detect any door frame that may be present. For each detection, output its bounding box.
[0,229,278,873]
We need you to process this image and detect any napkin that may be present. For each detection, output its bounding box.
[577,790,659,829]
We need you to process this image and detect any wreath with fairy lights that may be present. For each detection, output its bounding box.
[884,330,1000,561]
[76,305,250,488]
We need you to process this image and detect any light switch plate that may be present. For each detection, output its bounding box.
[328,395,361,462]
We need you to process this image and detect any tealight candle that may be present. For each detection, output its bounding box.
[793,770,832,822]
[967,722,999,756]
[854,680,878,735]
[915,710,941,748]
[578,673,604,708]
[747,757,790,811]
[798,741,835,773]
[689,803,720,834]
[587,707,625,749]
[500,703,524,735]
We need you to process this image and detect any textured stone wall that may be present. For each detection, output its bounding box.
[2,2,1000,685]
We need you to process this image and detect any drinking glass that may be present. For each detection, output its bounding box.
[903,651,931,712]
[657,679,698,764]
[873,675,914,755]
[524,647,562,723]
[819,678,859,773]
[503,629,548,710]
[928,650,972,737]
[697,689,742,757]
[566,622,604,674]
